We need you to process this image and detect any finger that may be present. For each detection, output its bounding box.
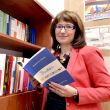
[49,86,64,97]
[49,86,60,94]
[49,82,64,90]
[48,83,65,94]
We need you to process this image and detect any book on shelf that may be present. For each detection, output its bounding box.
[0,10,7,34]
[2,55,35,95]
[23,47,74,87]
[0,54,6,96]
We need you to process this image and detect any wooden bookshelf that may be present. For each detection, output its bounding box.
[0,0,53,109]
[0,0,53,49]
[0,33,42,58]
[0,90,43,110]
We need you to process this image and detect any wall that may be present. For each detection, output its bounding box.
[35,0,64,17]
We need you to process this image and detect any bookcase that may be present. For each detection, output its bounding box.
[0,0,53,110]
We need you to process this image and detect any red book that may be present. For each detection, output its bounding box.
[22,70,29,92]
[7,55,14,94]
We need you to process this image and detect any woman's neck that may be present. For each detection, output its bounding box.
[60,45,72,58]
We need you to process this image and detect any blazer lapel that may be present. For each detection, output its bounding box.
[67,48,79,73]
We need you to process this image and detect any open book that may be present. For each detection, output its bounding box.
[23,48,74,87]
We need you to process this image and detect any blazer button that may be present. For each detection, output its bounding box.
[66,102,70,106]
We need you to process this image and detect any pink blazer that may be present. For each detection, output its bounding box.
[41,46,110,110]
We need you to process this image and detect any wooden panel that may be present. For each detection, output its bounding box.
[0,96,10,110]
[0,91,41,110]
[33,21,52,49]
[100,49,110,57]
[84,19,110,27]
[101,102,110,110]
[0,33,41,57]
[26,92,32,110]
[64,0,84,21]
[64,0,110,27]
[0,0,53,24]
[8,95,17,110]
[16,93,28,110]
[34,90,44,110]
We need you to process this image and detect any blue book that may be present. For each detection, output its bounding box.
[23,48,74,87]
[28,79,35,91]
[28,27,36,44]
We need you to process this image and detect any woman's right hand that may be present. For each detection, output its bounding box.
[29,75,41,88]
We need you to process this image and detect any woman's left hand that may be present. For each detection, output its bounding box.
[48,81,77,97]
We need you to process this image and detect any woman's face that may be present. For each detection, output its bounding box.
[55,20,76,45]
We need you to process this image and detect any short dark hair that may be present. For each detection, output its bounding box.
[50,10,86,51]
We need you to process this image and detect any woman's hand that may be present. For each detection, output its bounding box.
[29,75,39,87]
[48,82,78,97]
[29,75,43,88]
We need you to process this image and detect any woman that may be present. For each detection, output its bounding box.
[40,10,110,110]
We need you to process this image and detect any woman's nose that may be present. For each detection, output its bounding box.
[60,27,66,33]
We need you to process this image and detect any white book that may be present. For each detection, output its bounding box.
[0,54,6,96]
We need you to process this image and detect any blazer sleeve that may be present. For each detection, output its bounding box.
[77,48,110,105]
